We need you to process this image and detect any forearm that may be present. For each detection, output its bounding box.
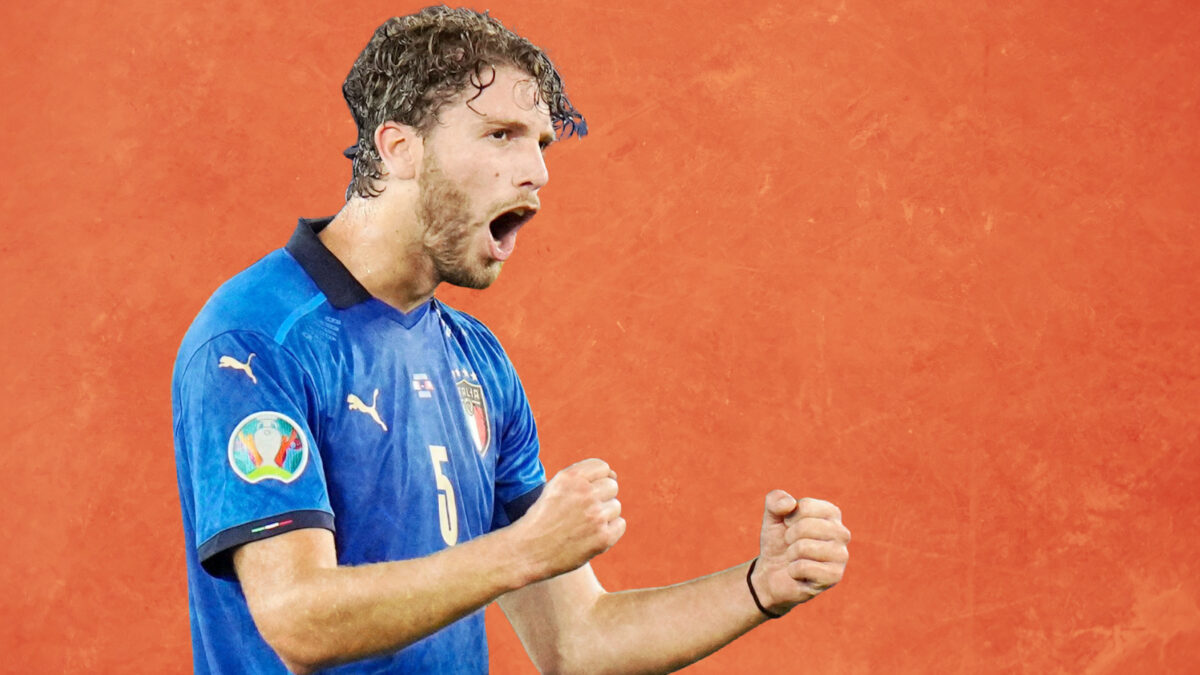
[504,492,850,673]
[241,459,627,674]
[566,560,766,675]
[247,529,532,674]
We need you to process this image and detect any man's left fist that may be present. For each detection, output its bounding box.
[752,489,851,616]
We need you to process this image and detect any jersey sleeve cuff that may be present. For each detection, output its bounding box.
[197,510,335,579]
[502,484,544,524]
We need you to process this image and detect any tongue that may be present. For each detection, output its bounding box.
[489,229,519,261]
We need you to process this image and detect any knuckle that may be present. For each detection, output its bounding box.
[608,518,627,545]
[790,517,818,539]
[790,539,811,559]
[826,563,845,581]
[787,540,801,559]
[593,477,615,496]
[784,525,801,545]
[587,508,606,528]
[786,559,809,578]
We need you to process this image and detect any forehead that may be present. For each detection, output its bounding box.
[435,65,554,136]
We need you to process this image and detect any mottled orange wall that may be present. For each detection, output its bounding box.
[2,1,1197,672]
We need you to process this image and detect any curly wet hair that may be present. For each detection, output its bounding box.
[342,6,587,199]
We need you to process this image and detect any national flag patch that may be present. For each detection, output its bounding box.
[412,373,435,399]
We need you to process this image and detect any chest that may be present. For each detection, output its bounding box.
[309,312,503,559]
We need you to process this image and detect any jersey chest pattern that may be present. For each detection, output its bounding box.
[174,241,538,674]
[310,302,500,565]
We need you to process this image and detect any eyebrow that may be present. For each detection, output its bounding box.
[483,118,557,146]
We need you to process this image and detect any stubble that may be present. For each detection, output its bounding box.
[417,154,500,290]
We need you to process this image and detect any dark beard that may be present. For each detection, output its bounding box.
[417,157,500,290]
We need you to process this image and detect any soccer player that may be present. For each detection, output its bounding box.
[172,7,850,674]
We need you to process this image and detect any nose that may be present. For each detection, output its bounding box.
[514,142,549,192]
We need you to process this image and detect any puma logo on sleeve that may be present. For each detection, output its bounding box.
[218,353,257,384]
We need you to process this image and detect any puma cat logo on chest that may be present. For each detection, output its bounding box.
[347,389,388,431]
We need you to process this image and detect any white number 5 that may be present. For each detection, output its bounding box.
[428,445,459,546]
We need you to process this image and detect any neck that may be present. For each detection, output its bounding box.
[320,195,439,313]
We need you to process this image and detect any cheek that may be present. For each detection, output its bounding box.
[438,150,505,198]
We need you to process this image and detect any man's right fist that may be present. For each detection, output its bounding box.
[513,458,626,581]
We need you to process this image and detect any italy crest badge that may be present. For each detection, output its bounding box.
[453,369,490,456]
[227,411,310,484]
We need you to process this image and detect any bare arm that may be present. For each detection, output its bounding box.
[500,491,851,675]
[233,459,626,675]
[500,561,765,675]
[236,527,529,674]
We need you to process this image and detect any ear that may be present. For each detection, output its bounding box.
[374,121,423,181]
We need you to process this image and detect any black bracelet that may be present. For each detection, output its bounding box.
[747,558,783,619]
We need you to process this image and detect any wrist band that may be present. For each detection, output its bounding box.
[747,558,783,619]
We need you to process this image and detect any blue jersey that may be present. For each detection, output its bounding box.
[172,218,546,674]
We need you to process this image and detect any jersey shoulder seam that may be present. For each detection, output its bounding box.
[173,328,325,439]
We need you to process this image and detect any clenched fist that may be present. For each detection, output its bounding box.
[511,458,627,582]
[751,490,850,616]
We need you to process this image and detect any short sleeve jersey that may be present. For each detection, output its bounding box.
[171,218,546,674]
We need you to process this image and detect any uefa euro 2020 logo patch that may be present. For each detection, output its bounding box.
[227,411,310,484]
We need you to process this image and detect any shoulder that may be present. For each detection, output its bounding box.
[435,301,509,356]
[433,300,533,413]
[435,301,493,336]
[175,249,325,378]
[189,249,322,339]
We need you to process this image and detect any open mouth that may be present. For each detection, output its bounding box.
[487,206,537,260]
[489,207,536,240]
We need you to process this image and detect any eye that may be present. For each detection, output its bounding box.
[489,129,510,141]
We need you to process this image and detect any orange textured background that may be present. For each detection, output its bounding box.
[2,1,1198,672]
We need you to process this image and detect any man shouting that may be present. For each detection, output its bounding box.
[171,7,850,674]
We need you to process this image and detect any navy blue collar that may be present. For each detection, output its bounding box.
[285,217,373,309]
